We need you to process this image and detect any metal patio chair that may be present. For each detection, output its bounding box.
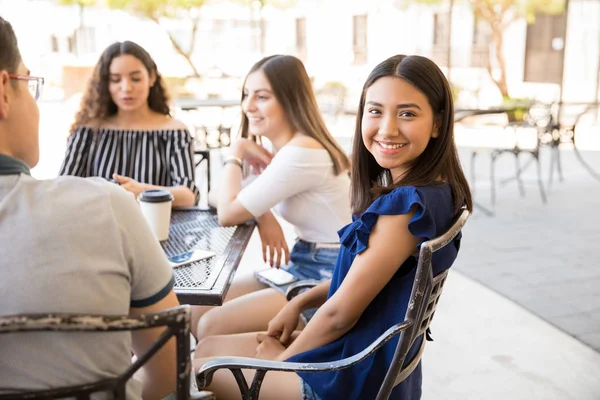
[196,209,470,400]
[0,305,194,400]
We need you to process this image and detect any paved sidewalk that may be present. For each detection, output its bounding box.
[422,272,600,400]
[455,143,600,352]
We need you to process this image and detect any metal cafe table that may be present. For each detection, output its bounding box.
[161,206,254,306]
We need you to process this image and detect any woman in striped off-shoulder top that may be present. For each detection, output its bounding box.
[59,41,199,207]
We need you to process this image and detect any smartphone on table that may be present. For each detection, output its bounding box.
[168,249,215,268]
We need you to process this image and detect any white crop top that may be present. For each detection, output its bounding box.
[237,146,351,243]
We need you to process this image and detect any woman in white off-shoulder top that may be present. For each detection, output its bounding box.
[192,55,352,340]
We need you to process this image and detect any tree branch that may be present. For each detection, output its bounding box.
[188,13,200,58]
[149,15,201,77]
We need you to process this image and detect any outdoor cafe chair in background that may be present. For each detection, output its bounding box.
[544,102,600,184]
[469,103,551,209]
[194,148,211,205]
[195,209,470,400]
[0,305,214,400]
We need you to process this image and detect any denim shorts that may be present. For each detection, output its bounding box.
[255,239,339,323]
[300,378,323,400]
[281,239,339,281]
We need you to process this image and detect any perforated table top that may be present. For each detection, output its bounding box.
[162,207,255,306]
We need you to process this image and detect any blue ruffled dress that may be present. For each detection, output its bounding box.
[287,184,461,400]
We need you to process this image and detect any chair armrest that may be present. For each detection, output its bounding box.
[285,280,321,301]
[196,320,413,389]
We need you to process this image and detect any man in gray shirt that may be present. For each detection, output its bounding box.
[0,16,179,399]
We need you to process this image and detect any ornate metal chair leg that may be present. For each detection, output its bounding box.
[490,151,498,209]
[514,150,526,198]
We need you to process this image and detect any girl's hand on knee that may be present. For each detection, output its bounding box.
[267,302,301,345]
[256,333,286,360]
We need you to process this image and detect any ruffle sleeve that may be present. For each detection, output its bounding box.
[338,186,437,256]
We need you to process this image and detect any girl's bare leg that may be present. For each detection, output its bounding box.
[190,272,267,337]
[194,332,302,400]
[195,287,307,341]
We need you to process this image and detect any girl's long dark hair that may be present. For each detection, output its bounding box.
[350,55,472,215]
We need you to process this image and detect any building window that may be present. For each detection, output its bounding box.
[524,13,566,84]
[67,35,76,54]
[432,13,448,47]
[471,18,491,68]
[352,15,367,65]
[50,35,59,53]
[431,13,450,66]
[296,17,307,61]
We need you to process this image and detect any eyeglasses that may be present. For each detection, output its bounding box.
[8,74,45,101]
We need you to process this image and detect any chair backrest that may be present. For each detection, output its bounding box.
[0,305,191,400]
[376,209,470,400]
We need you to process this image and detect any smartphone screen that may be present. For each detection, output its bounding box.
[256,268,298,286]
[168,250,215,268]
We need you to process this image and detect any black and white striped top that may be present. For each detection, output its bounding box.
[59,126,199,203]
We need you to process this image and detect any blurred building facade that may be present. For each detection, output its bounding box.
[1,0,598,106]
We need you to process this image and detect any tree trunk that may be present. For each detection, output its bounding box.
[166,34,202,77]
[490,25,509,98]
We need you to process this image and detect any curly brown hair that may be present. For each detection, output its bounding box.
[69,41,170,136]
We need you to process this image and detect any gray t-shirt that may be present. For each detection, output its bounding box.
[0,173,174,398]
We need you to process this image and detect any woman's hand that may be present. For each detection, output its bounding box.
[113,173,148,199]
[256,212,290,268]
[255,333,286,360]
[267,301,301,345]
[231,139,273,174]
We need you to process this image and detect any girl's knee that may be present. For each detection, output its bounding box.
[194,336,219,359]
[195,308,224,342]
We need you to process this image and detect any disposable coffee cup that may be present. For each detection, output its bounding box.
[138,189,174,241]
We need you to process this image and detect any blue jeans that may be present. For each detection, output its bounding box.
[261,239,339,323]
[282,239,339,281]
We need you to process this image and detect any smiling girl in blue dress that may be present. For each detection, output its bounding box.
[193,54,473,400]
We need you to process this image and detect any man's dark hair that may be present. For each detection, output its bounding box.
[0,16,21,73]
